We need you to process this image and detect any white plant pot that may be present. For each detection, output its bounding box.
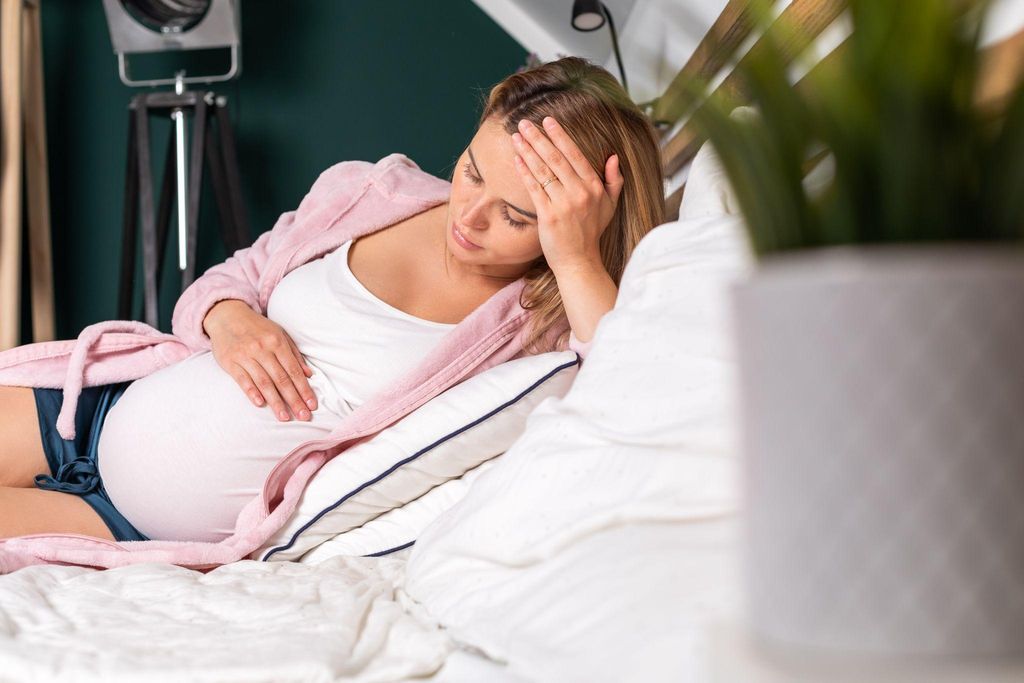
[733,245,1024,658]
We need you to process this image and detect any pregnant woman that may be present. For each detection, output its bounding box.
[0,57,665,548]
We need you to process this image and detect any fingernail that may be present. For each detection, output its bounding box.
[279,411,290,421]
[543,116,555,128]
[299,410,311,420]
[518,119,530,130]
[512,132,522,145]
[306,398,316,410]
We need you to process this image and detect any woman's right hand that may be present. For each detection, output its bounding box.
[203,300,318,421]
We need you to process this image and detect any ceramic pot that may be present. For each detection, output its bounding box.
[733,245,1024,657]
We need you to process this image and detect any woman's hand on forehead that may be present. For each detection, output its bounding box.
[510,116,623,270]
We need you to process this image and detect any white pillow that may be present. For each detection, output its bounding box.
[403,141,753,682]
[678,133,742,220]
[256,351,579,562]
[298,458,496,563]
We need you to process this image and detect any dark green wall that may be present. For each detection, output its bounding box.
[31,1,525,342]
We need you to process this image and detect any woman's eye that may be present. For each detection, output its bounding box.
[462,162,482,185]
[501,206,528,230]
[462,160,527,229]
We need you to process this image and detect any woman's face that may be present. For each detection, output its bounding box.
[445,117,544,281]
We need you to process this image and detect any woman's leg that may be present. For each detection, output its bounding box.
[0,486,116,540]
[0,385,51,488]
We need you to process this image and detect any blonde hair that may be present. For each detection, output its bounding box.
[476,56,666,353]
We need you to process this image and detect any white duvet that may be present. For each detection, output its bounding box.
[0,553,456,683]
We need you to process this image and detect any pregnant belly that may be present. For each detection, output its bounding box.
[97,351,345,543]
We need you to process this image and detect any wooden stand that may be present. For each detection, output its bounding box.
[0,0,54,351]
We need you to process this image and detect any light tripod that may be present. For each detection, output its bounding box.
[117,75,250,327]
[102,0,245,328]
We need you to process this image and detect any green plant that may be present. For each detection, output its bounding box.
[689,0,1024,255]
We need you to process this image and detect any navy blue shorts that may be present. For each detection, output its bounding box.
[32,381,151,542]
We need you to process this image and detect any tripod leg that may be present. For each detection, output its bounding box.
[117,102,139,321]
[203,108,238,254]
[182,95,207,291]
[135,96,159,329]
[150,122,177,320]
[215,99,251,249]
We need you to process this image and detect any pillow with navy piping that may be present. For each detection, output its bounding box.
[255,351,579,562]
[297,457,498,563]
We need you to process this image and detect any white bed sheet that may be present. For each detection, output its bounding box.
[0,551,455,683]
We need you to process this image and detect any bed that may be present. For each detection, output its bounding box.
[4,2,1022,682]
[0,138,747,679]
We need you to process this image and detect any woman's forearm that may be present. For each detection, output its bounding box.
[550,256,618,343]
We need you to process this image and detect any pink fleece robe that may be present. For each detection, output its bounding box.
[0,153,587,574]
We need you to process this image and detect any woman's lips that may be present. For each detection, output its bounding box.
[452,222,483,250]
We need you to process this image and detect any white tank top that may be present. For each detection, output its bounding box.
[98,239,455,542]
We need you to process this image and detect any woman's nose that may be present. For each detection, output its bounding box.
[461,196,489,230]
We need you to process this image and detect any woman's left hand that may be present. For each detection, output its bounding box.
[511,116,624,271]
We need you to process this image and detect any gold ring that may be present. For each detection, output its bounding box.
[540,176,557,189]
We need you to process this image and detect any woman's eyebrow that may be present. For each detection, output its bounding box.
[468,146,538,220]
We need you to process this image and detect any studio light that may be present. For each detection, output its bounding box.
[101,0,241,87]
[101,0,249,331]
